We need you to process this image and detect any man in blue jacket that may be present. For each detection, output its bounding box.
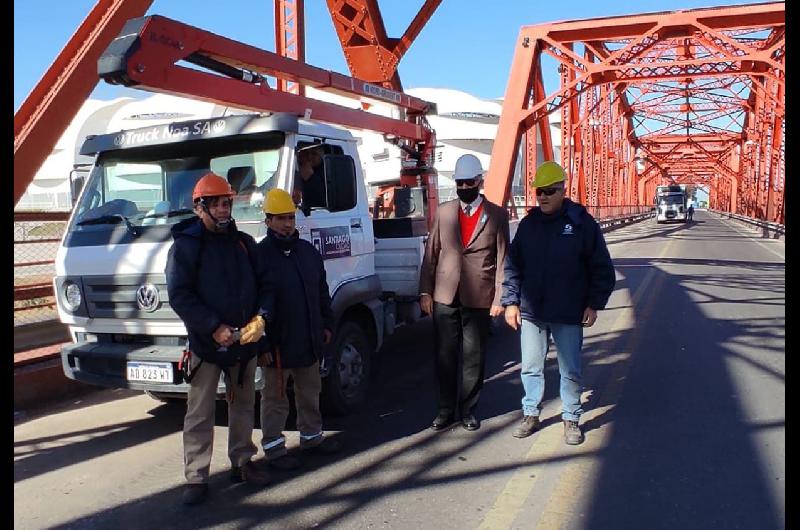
[501,162,615,445]
[166,172,272,505]
[257,188,340,471]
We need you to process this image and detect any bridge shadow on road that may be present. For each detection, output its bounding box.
[27,310,634,528]
[580,255,784,530]
[15,215,784,528]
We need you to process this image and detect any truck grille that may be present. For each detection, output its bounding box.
[83,274,178,320]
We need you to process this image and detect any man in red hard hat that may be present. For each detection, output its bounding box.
[166,172,273,505]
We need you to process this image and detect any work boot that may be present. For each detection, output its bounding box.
[268,454,302,471]
[512,415,540,439]
[563,420,584,445]
[230,460,271,486]
[303,436,342,455]
[182,483,208,506]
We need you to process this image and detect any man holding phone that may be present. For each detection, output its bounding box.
[501,161,615,445]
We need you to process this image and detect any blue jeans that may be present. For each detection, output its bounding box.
[520,319,584,421]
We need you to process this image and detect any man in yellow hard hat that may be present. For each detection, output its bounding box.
[256,188,340,470]
[501,161,615,445]
[166,172,272,505]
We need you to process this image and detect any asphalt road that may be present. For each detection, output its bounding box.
[14,210,785,530]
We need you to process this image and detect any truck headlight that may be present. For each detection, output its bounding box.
[63,281,82,311]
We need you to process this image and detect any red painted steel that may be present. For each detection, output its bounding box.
[13,0,155,206]
[95,16,435,138]
[275,0,305,95]
[325,0,442,91]
[486,2,784,224]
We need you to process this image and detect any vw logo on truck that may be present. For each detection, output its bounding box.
[136,284,160,312]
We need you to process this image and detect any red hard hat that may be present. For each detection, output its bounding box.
[192,172,235,202]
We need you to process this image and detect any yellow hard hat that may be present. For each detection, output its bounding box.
[532,161,567,188]
[263,188,297,215]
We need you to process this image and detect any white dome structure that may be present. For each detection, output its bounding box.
[16,88,560,210]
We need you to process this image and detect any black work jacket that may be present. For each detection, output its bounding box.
[256,230,334,368]
[165,218,273,366]
[501,199,616,325]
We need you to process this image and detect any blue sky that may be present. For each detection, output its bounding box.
[14,0,760,111]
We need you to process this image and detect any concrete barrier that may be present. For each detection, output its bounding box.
[14,320,70,352]
[15,356,96,411]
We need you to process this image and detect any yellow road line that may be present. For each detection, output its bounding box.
[479,239,674,530]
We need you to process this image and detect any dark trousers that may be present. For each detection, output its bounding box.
[433,301,491,418]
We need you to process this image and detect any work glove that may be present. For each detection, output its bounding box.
[239,315,266,345]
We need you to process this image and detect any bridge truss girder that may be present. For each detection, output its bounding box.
[485,2,784,224]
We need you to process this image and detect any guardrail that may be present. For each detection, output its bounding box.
[16,203,654,327]
[512,204,654,224]
[14,212,70,326]
[709,209,785,240]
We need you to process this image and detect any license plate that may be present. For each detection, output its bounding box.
[126,361,173,383]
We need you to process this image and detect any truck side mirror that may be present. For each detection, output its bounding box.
[323,155,357,212]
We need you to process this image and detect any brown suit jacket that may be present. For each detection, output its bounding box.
[419,197,510,309]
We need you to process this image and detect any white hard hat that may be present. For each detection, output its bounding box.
[453,154,483,181]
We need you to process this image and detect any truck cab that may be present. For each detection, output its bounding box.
[57,112,425,413]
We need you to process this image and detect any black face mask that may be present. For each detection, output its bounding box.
[456,186,480,204]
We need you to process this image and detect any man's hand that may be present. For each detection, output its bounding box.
[213,324,237,348]
[323,329,333,345]
[420,294,433,315]
[504,305,521,330]
[582,307,598,327]
[490,305,504,318]
[258,351,273,367]
[240,315,265,344]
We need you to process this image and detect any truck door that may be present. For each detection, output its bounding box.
[291,138,375,292]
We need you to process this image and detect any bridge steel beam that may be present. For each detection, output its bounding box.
[13,0,155,206]
[485,2,784,225]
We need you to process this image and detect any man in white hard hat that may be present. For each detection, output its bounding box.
[419,154,510,431]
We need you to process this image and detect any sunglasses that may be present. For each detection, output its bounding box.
[535,187,563,196]
[456,178,478,187]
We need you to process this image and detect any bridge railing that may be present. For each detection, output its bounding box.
[14,203,656,327]
[14,212,70,326]
[708,209,785,240]
[512,204,654,223]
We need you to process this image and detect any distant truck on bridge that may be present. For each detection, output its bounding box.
[655,185,688,224]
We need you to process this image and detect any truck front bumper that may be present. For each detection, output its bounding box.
[61,342,264,395]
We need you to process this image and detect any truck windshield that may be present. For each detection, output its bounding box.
[658,194,685,206]
[72,134,283,234]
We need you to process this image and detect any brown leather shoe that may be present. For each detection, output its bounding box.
[563,420,584,445]
[512,415,540,438]
[230,461,271,486]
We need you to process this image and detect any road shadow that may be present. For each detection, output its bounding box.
[580,254,784,530]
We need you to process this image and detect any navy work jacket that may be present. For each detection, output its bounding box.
[501,199,616,325]
[165,217,272,366]
[256,230,334,368]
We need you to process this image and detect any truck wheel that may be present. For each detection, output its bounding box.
[322,320,372,415]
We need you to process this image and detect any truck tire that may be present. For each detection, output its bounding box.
[321,320,372,415]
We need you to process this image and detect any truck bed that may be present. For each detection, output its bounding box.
[374,235,425,298]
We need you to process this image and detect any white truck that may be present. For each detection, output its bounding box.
[56,112,428,414]
[655,185,688,223]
